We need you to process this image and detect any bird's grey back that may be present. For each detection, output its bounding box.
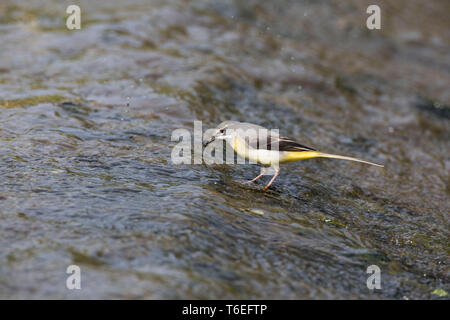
[221,121,315,152]
[224,121,280,149]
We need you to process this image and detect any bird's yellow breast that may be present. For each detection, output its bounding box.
[231,137,279,166]
[231,137,321,166]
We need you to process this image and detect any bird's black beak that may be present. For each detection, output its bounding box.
[203,135,215,147]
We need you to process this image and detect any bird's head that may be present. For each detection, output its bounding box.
[203,120,239,147]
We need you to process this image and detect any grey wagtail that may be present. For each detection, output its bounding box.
[204,120,383,190]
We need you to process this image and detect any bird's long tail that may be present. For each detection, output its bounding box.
[283,151,383,167]
[317,152,383,167]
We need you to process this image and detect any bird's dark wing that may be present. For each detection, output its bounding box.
[258,135,316,151]
[278,136,316,151]
[237,125,316,151]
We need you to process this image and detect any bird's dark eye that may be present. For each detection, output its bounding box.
[219,129,225,134]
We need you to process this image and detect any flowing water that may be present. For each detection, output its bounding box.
[0,0,449,299]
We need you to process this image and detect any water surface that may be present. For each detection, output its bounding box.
[0,0,448,299]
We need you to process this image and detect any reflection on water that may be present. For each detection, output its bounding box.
[0,0,448,299]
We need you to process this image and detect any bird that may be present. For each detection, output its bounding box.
[203,120,383,190]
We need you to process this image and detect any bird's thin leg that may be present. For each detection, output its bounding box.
[246,167,267,184]
[263,168,280,190]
